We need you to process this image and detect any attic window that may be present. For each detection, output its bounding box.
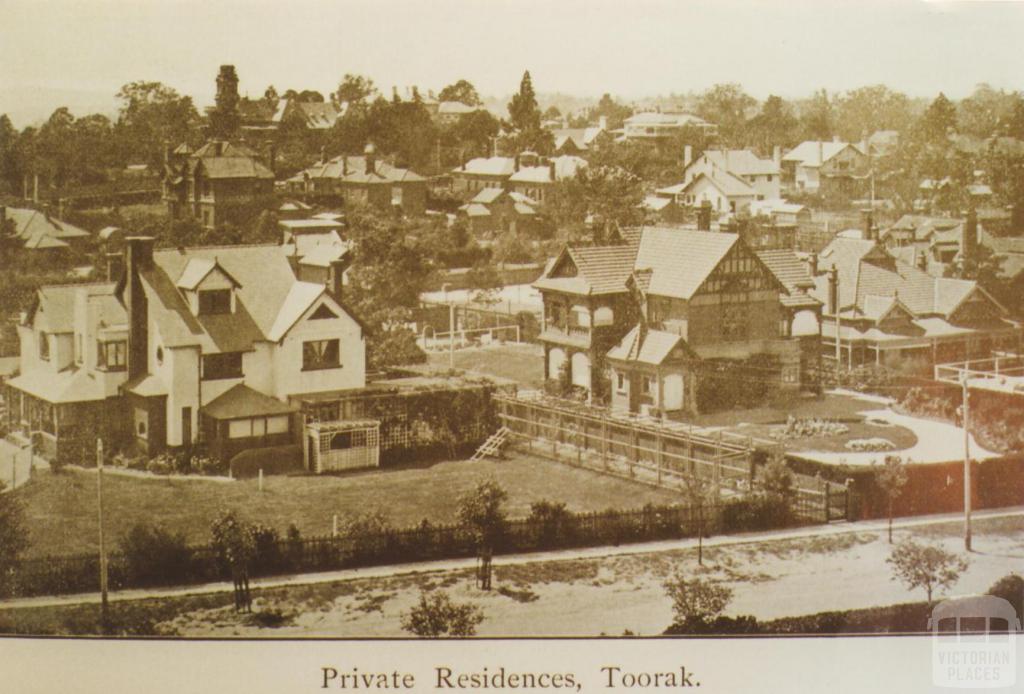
[198,289,232,315]
[38,332,50,361]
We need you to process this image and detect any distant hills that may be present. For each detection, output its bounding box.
[0,86,120,128]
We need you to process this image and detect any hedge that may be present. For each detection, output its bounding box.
[229,444,304,478]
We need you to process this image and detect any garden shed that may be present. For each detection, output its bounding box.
[305,419,380,473]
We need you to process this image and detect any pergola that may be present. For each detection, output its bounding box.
[305,419,380,473]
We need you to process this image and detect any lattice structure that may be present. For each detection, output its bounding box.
[471,427,511,461]
[306,419,380,473]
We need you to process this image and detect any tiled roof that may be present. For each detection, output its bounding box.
[625,112,711,128]
[197,156,274,180]
[783,141,863,167]
[681,170,756,198]
[4,207,90,250]
[755,250,820,309]
[634,227,738,300]
[6,368,108,404]
[300,155,425,183]
[30,282,122,334]
[203,383,297,419]
[607,325,686,365]
[700,149,779,176]
[292,101,343,129]
[508,155,587,184]
[533,243,638,296]
[883,215,963,242]
[471,188,505,204]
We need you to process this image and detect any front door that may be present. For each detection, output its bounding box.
[182,407,192,448]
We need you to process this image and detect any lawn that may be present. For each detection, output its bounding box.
[423,342,545,389]
[14,454,681,559]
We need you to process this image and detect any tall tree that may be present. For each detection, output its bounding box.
[799,89,834,141]
[916,92,958,145]
[115,81,198,167]
[834,85,913,143]
[438,79,482,106]
[746,95,799,153]
[209,65,240,140]
[695,83,756,146]
[334,74,377,106]
[589,93,633,130]
[507,71,541,132]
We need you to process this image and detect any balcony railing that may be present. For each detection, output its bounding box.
[544,320,592,342]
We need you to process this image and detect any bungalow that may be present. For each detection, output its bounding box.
[809,235,1020,370]
[5,237,368,465]
[782,140,869,195]
[880,214,970,276]
[457,188,541,236]
[655,169,758,215]
[683,148,782,200]
[507,154,587,204]
[287,145,427,216]
[0,205,90,255]
[621,112,718,141]
[450,156,517,196]
[551,117,611,155]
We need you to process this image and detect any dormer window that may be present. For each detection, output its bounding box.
[199,289,232,315]
[38,332,50,361]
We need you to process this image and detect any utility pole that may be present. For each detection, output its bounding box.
[96,438,109,631]
[449,301,455,370]
[961,372,972,552]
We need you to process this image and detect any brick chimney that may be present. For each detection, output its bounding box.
[827,266,839,315]
[697,201,712,231]
[123,237,155,380]
[364,144,376,175]
[548,160,556,182]
[683,145,693,168]
[773,145,781,168]
[164,140,172,166]
[962,208,979,263]
[598,115,607,131]
[863,209,875,241]
[807,251,818,277]
[264,139,276,174]
[328,256,349,302]
[817,141,824,166]
[320,146,327,165]
[514,154,520,172]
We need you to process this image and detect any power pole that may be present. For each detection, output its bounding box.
[96,438,110,631]
[961,373,972,552]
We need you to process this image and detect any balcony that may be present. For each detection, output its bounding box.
[540,319,593,348]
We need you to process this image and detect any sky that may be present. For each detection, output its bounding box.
[1,0,1023,126]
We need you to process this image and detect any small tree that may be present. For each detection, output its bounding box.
[119,523,191,586]
[210,510,257,612]
[887,539,969,604]
[0,483,29,597]
[682,475,714,566]
[401,590,484,637]
[457,480,508,590]
[663,575,733,628]
[874,455,909,543]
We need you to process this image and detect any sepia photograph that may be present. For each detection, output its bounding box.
[0,0,1022,690]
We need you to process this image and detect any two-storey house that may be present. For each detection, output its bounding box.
[5,283,130,462]
[162,140,275,229]
[782,140,869,195]
[620,111,718,142]
[605,228,814,417]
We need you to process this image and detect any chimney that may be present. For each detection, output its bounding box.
[364,144,377,175]
[697,201,712,231]
[863,210,875,241]
[328,257,349,302]
[58,198,65,220]
[963,208,979,263]
[342,156,349,176]
[123,237,155,380]
[916,251,927,271]
[724,150,731,171]
[817,141,824,166]
[264,139,276,174]
[683,144,693,168]
[164,140,172,165]
[807,252,818,277]
[33,173,39,204]
[832,135,840,144]
[0,205,5,225]
[599,115,607,130]
[320,146,327,165]
[827,266,838,315]
[548,160,556,182]
[514,154,520,172]
[773,145,781,168]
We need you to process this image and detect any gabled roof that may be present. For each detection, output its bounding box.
[883,215,964,242]
[437,101,478,116]
[679,170,756,198]
[6,367,109,404]
[28,282,122,334]
[698,149,779,176]
[471,187,505,204]
[625,112,712,128]
[533,243,639,296]
[607,325,688,365]
[196,156,274,180]
[783,141,864,167]
[175,257,242,291]
[266,282,331,342]
[4,207,90,250]
[633,227,739,300]
[755,250,821,309]
[203,383,297,420]
[509,156,587,184]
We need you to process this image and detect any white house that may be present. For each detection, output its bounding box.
[621,111,717,141]
[681,149,782,201]
[782,140,869,194]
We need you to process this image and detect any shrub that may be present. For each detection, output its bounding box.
[721,494,793,532]
[888,539,969,603]
[144,454,175,475]
[663,575,733,628]
[664,615,761,635]
[400,590,484,637]
[987,573,1023,621]
[772,416,849,441]
[191,454,226,476]
[229,444,303,478]
[845,438,895,452]
[119,523,192,587]
[527,500,578,548]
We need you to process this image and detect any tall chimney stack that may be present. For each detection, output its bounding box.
[827,266,839,315]
[697,201,712,231]
[773,145,782,168]
[33,174,39,204]
[807,251,818,277]
[328,257,349,302]
[364,143,376,175]
[963,208,979,263]
[683,144,693,169]
[123,237,155,380]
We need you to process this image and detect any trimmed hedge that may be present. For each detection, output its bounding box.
[229,444,304,478]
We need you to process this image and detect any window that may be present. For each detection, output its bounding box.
[75,334,83,364]
[302,339,340,370]
[616,373,627,393]
[97,340,127,371]
[201,352,243,380]
[198,289,232,315]
[228,415,290,439]
[641,375,653,395]
[391,186,403,206]
[38,332,50,361]
[156,346,164,365]
[309,304,339,320]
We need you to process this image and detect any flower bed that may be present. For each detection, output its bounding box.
[844,438,895,452]
[771,416,850,441]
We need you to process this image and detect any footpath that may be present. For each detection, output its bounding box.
[1,505,1020,611]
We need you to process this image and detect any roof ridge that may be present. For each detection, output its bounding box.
[155,242,279,253]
